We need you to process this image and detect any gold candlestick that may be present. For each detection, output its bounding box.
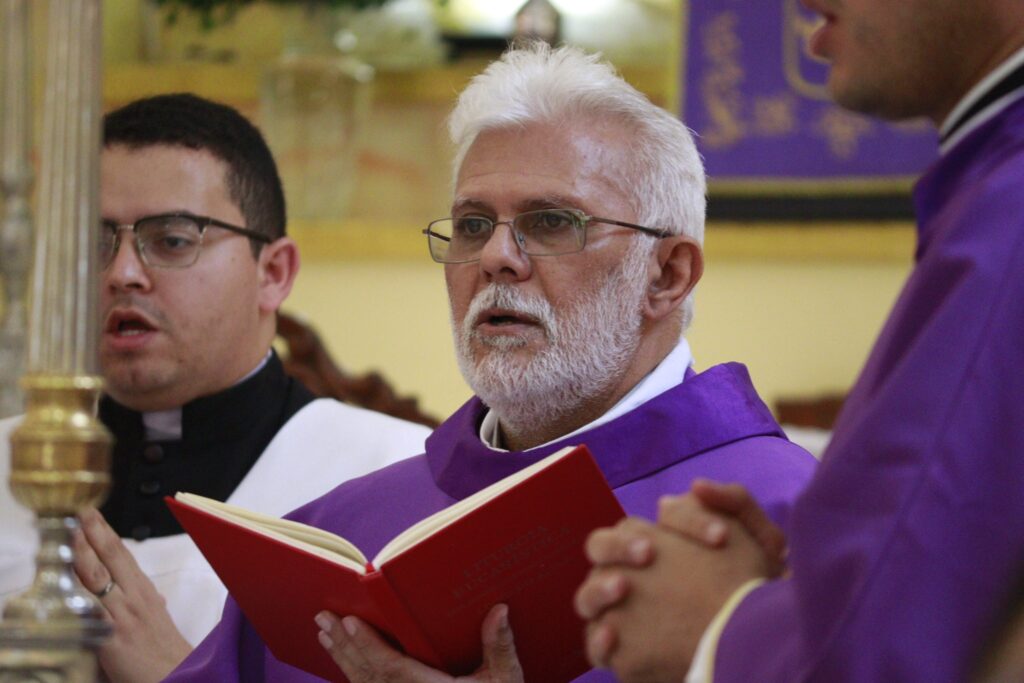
[0,375,111,681]
[0,0,112,679]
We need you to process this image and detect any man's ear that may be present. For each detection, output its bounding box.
[256,237,300,314]
[642,235,703,321]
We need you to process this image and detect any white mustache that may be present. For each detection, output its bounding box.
[462,284,559,340]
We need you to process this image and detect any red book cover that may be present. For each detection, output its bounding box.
[167,444,624,683]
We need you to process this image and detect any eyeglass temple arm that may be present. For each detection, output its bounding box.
[204,217,273,243]
[590,217,672,239]
[422,227,452,243]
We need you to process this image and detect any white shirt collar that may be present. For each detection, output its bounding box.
[141,350,273,440]
[479,337,695,452]
[939,45,1024,154]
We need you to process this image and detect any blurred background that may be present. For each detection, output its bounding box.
[4,0,923,432]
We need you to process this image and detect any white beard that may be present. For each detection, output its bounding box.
[453,240,651,435]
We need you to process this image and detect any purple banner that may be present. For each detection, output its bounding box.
[681,0,937,185]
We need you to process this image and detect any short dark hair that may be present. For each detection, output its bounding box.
[103,93,286,254]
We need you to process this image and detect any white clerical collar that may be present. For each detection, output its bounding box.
[141,350,273,441]
[479,337,695,452]
[939,45,1024,155]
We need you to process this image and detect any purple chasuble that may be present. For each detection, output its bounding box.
[715,97,1024,682]
[165,363,815,683]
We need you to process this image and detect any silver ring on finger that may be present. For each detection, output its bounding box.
[94,579,116,599]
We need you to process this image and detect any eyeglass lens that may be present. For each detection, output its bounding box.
[100,215,204,268]
[434,209,583,261]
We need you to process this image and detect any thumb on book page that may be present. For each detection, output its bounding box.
[476,604,524,682]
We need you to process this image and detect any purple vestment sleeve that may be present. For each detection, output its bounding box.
[163,363,816,682]
[714,96,1024,683]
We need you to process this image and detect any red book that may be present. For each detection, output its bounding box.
[167,444,624,683]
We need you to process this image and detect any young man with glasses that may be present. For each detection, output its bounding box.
[0,94,429,682]
[163,43,816,683]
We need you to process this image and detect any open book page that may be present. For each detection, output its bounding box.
[373,445,578,566]
[174,493,368,572]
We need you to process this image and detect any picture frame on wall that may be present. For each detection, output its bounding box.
[681,0,937,221]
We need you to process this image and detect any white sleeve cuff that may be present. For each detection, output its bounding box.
[684,578,766,683]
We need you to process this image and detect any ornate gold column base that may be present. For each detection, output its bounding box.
[0,643,99,683]
[2,517,108,626]
[0,375,112,681]
[0,623,104,683]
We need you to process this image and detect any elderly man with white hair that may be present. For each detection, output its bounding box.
[161,42,816,683]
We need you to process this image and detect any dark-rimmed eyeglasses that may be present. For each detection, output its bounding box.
[100,213,271,269]
[422,208,670,264]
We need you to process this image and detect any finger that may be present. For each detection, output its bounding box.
[72,525,113,595]
[71,536,115,620]
[690,481,788,570]
[80,507,150,589]
[583,619,618,670]
[656,493,731,547]
[690,480,758,515]
[316,612,375,681]
[574,569,630,620]
[316,612,447,683]
[584,520,655,566]
[478,604,523,679]
[77,508,148,619]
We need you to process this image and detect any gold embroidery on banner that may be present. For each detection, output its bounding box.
[782,0,830,100]
[700,11,747,148]
[753,93,798,137]
[816,108,874,159]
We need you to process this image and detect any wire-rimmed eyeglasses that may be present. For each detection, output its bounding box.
[100,213,271,269]
[422,208,671,264]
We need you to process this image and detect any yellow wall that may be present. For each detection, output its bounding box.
[689,253,909,413]
[285,259,464,418]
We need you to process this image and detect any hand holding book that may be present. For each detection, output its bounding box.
[315,603,524,682]
[168,444,624,683]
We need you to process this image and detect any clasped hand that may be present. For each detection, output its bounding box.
[574,480,787,683]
